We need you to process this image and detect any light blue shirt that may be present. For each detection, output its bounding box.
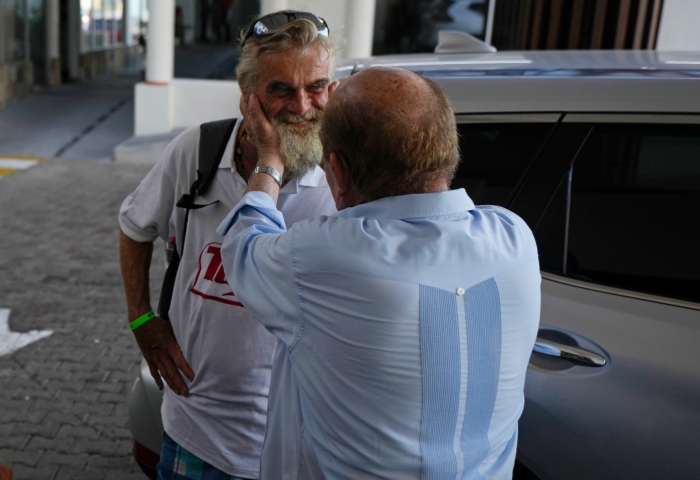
[217,188,541,480]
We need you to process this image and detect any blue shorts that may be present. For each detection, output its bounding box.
[157,430,254,480]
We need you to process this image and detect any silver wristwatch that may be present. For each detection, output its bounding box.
[250,165,283,187]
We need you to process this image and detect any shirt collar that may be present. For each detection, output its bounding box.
[333,189,475,220]
[223,116,329,193]
[220,117,242,171]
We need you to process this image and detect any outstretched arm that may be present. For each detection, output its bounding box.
[119,229,194,395]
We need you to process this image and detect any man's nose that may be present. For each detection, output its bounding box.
[287,90,313,115]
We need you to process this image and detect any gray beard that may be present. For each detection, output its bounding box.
[272,110,323,182]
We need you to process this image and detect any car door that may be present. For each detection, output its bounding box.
[516,114,700,480]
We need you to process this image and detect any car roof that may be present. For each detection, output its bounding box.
[337,50,700,115]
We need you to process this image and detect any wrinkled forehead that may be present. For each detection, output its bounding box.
[258,43,332,68]
[257,45,333,84]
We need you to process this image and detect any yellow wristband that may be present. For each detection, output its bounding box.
[130,311,155,331]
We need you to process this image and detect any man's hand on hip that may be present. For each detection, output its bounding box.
[132,317,195,396]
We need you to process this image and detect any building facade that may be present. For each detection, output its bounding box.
[0,0,146,111]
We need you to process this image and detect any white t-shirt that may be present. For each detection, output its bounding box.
[119,119,336,478]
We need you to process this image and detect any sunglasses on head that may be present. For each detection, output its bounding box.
[242,11,330,47]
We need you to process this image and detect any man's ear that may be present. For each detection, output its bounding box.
[328,80,340,97]
[238,94,250,117]
[329,153,361,208]
[329,153,349,193]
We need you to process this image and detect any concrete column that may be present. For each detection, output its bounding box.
[136,0,175,135]
[261,0,288,15]
[146,0,174,84]
[67,0,81,80]
[47,0,60,85]
[0,0,5,65]
[343,0,376,60]
[24,0,30,62]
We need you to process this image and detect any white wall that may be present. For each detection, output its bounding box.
[172,79,241,128]
[134,79,242,136]
[657,0,700,51]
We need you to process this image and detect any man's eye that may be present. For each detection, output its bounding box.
[270,84,292,95]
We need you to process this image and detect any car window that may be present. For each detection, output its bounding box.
[533,173,568,274]
[452,122,555,206]
[541,123,700,303]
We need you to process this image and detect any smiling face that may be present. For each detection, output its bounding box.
[254,45,334,121]
[251,46,337,180]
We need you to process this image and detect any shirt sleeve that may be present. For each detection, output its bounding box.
[217,191,302,346]
[118,130,197,244]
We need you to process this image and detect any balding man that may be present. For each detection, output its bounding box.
[217,67,541,479]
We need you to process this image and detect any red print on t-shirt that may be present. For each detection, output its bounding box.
[190,242,244,307]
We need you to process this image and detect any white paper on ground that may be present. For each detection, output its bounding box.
[0,308,53,357]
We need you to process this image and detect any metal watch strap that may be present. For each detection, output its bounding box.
[250,165,283,187]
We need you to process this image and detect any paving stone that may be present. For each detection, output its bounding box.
[55,424,101,441]
[98,392,128,404]
[12,420,62,438]
[8,463,59,480]
[0,448,44,465]
[1,407,47,424]
[86,454,134,470]
[55,466,106,480]
[21,361,61,375]
[0,433,30,450]
[0,398,30,413]
[91,382,124,394]
[69,438,123,456]
[99,425,133,441]
[10,388,55,401]
[70,401,115,417]
[26,436,75,453]
[46,379,86,393]
[105,471,147,480]
[44,410,85,425]
[56,390,100,403]
[42,451,90,469]
[70,371,109,382]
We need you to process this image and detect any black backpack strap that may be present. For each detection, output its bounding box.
[158,118,237,319]
[177,118,237,209]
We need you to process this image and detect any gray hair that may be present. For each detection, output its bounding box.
[236,14,337,96]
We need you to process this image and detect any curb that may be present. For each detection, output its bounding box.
[113,129,186,166]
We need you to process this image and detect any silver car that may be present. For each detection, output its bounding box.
[129,37,700,479]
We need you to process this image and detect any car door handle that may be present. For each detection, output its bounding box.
[533,338,607,367]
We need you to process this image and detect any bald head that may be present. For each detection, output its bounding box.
[334,67,434,119]
[320,67,460,202]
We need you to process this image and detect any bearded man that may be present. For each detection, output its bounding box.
[118,11,337,480]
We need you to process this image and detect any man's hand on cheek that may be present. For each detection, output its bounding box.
[240,94,284,171]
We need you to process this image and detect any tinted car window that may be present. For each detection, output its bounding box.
[452,123,554,206]
[533,173,569,274]
[566,124,700,302]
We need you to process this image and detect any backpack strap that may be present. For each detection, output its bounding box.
[177,118,237,209]
[158,118,237,319]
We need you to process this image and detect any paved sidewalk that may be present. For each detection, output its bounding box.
[0,41,240,479]
[0,158,163,479]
